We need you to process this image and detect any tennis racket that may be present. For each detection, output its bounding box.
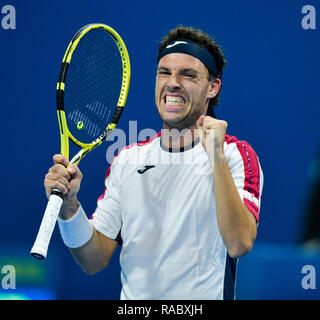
[30,23,130,260]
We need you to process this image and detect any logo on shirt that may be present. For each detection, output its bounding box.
[137,165,155,174]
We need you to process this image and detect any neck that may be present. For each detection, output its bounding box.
[161,123,199,151]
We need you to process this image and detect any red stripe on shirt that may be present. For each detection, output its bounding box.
[225,134,261,220]
[226,135,260,200]
[243,198,259,222]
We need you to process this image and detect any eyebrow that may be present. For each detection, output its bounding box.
[157,66,200,75]
[157,66,170,72]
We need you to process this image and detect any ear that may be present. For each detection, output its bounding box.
[207,78,221,99]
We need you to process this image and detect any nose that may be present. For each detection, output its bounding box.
[166,74,181,92]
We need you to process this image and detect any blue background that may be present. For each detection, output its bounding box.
[0,0,319,299]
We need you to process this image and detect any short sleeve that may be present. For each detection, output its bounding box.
[224,139,264,223]
[90,155,123,240]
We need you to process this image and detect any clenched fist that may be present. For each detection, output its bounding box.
[44,154,83,219]
[197,115,228,160]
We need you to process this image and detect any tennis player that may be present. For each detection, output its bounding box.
[44,26,263,300]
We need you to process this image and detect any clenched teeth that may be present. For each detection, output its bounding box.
[165,96,186,105]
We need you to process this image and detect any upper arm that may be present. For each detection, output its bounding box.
[225,139,264,224]
[89,153,124,259]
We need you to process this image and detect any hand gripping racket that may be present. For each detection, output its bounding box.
[31,24,130,259]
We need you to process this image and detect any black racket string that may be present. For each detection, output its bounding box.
[64,27,123,144]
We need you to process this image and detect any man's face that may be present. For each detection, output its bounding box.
[155,53,218,130]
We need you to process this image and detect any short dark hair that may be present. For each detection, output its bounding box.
[157,26,226,117]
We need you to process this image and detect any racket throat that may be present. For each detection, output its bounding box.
[70,148,91,165]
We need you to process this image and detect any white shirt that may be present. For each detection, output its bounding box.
[90,132,263,300]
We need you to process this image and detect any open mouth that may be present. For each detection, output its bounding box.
[162,94,186,110]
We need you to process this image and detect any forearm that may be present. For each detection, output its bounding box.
[58,204,116,274]
[70,228,111,275]
[212,152,257,258]
[197,116,257,258]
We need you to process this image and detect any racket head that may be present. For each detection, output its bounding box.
[56,24,130,163]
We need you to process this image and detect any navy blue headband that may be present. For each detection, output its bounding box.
[158,38,217,75]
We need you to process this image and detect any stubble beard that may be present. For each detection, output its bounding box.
[159,99,206,132]
[161,110,201,131]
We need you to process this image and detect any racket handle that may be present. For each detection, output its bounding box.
[30,189,64,259]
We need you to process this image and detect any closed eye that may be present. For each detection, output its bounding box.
[157,67,199,79]
[158,70,170,75]
[180,70,198,79]
[157,67,171,76]
[183,73,196,78]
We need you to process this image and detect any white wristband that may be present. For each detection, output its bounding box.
[58,203,93,248]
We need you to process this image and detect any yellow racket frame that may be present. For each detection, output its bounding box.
[56,24,130,165]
